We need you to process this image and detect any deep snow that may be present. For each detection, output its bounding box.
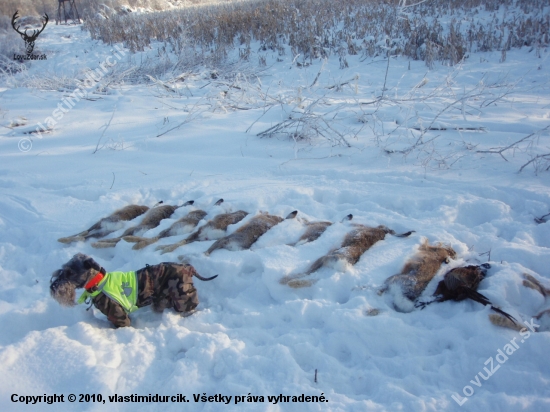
[1,16,550,412]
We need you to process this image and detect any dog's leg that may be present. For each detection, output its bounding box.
[165,264,199,314]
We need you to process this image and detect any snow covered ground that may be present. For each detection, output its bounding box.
[1,16,550,412]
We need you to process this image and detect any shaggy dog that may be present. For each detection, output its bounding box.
[416,264,517,324]
[281,224,413,288]
[380,241,456,312]
[50,253,217,327]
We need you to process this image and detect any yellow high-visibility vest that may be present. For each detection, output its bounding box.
[78,271,138,313]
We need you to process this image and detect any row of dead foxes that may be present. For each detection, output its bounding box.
[58,199,548,333]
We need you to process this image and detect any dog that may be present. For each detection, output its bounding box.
[50,253,217,327]
[281,224,414,288]
[415,264,517,324]
[157,210,249,254]
[288,214,353,247]
[379,240,456,312]
[204,211,298,256]
[91,201,193,248]
[57,204,151,244]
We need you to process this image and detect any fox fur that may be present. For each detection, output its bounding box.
[490,273,550,332]
[123,199,225,250]
[91,203,190,248]
[289,214,353,247]
[204,211,297,256]
[58,204,150,244]
[380,240,456,312]
[282,224,413,288]
[157,210,249,254]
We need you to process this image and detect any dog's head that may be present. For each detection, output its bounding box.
[50,253,103,306]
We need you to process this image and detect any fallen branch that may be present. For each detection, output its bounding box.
[519,153,550,173]
[477,125,550,162]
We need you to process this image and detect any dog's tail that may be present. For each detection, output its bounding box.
[194,273,218,281]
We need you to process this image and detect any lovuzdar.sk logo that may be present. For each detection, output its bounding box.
[12,11,48,61]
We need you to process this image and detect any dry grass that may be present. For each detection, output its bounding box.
[2,1,548,72]
[79,0,549,67]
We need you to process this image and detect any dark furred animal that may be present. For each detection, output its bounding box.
[157,210,249,254]
[123,199,225,250]
[91,202,192,248]
[50,253,217,327]
[58,204,150,244]
[380,241,456,312]
[281,224,413,288]
[204,211,298,256]
[417,264,517,324]
[289,214,353,247]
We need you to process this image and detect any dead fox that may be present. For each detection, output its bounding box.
[204,211,298,256]
[122,199,224,250]
[379,240,456,312]
[91,201,193,248]
[157,210,249,254]
[282,224,413,288]
[58,204,151,244]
